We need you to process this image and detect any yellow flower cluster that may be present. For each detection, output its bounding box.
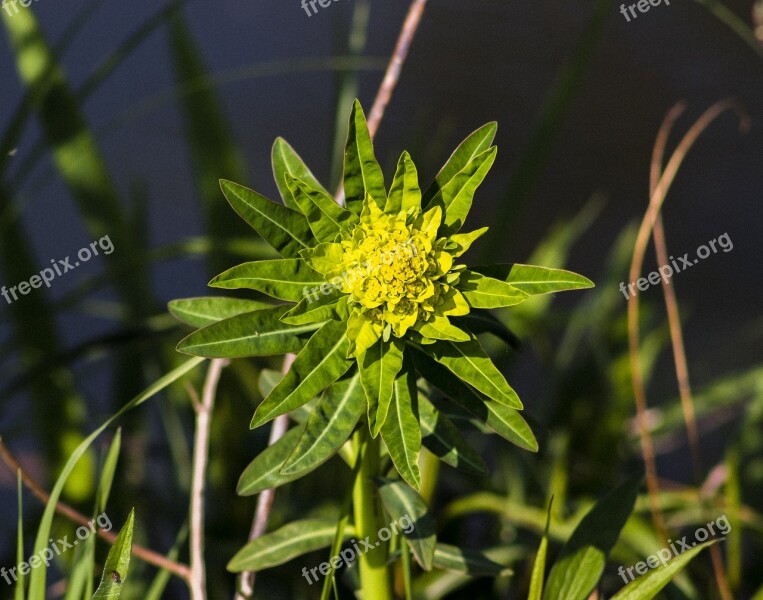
[304,196,470,356]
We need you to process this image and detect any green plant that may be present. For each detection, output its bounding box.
[170,99,594,598]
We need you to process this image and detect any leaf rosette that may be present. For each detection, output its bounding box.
[171,100,594,489]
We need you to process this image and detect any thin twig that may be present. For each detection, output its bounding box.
[189,358,228,600]
[649,101,743,600]
[335,0,429,204]
[235,354,295,599]
[628,99,745,546]
[0,437,191,582]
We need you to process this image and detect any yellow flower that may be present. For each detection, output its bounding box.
[303,195,469,356]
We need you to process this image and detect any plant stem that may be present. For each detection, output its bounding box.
[352,429,393,600]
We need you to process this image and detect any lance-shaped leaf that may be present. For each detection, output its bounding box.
[417,339,522,409]
[220,179,313,258]
[360,338,405,437]
[91,509,134,599]
[446,227,489,257]
[411,348,537,451]
[610,540,716,600]
[471,264,594,296]
[343,99,386,209]
[431,543,512,577]
[380,357,421,488]
[419,396,486,475]
[238,426,308,496]
[423,122,497,206]
[528,500,553,600]
[457,271,529,309]
[414,316,471,343]
[227,519,352,572]
[285,173,357,241]
[272,137,331,211]
[281,373,365,475]
[426,146,497,236]
[209,258,324,301]
[251,320,353,428]
[177,306,315,358]
[376,478,437,570]
[544,477,641,600]
[281,293,340,326]
[168,297,273,328]
[452,311,522,351]
[385,151,421,213]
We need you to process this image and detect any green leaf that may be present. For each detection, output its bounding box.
[209,258,324,301]
[26,358,204,598]
[168,297,273,328]
[418,396,486,475]
[415,316,471,343]
[423,122,497,206]
[281,293,340,326]
[285,174,357,242]
[252,320,353,428]
[452,311,522,351]
[544,477,641,600]
[376,479,437,570]
[281,374,365,474]
[272,137,332,211]
[410,348,537,451]
[417,339,522,409]
[91,509,134,599]
[237,426,308,495]
[610,540,716,600]
[360,338,405,437]
[219,179,314,258]
[528,500,553,600]
[471,264,594,296]
[431,543,512,577]
[227,519,351,572]
[177,306,314,358]
[379,357,421,489]
[447,227,489,258]
[457,271,529,309]
[426,146,497,236]
[343,99,386,209]
[385,151,421,213]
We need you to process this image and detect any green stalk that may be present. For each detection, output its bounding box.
[352,429,393,600]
